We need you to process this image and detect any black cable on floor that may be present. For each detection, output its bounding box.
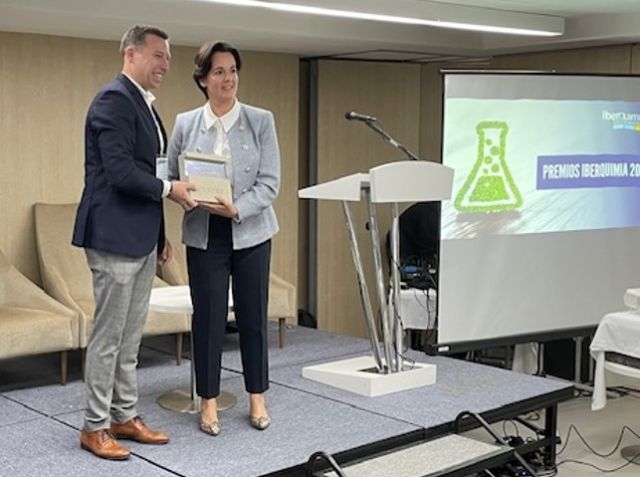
[557,423,640,458]
[556,457,639,473]
[492,418,640,475]
[501,419,520,439]
[617,388,640,401]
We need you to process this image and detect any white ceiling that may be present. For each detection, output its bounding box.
[1,0,640,60]
[435,0,640,16]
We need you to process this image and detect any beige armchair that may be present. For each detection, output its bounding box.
[0,248,79,384]
[33,202,190,367]
[160,200,296,348]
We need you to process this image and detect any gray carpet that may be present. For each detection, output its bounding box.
[55,376,418,477]
[4,347,238,417]
[0,325,572,477]
[0,417,176,477]
[270,350,569,428]
[0,395,41,427]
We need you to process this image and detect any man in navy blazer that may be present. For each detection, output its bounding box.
[72,25,195,460]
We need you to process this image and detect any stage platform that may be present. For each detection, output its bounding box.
[0,324,573,477]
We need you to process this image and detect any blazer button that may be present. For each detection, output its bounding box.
[239,125,245,131]
[242,188,248,193]
[201,128,206,133]
[244,166,251,172]
[196,147,202,152]
[242,144,249,150]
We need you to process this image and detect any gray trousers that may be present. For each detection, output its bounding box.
[83,248,156,432]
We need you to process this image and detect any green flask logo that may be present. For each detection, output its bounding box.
[454,121,522,213]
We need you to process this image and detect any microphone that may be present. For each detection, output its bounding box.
[345,111,377,122]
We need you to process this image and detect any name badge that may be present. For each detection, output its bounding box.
[156,155,168,181]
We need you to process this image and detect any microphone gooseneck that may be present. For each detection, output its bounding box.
[344,111,377,122]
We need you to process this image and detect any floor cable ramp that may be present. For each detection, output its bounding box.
[305,411,539,477]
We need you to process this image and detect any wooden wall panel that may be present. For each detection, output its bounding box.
[316,60,421,337]
[489,44,632,73]
[0,33,118,282]
[631,44,640,75]
[418,64,444,163]
[0,32,299,294]
[236,51,300,290]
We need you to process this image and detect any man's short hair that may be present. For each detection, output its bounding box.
[119,25,169,55]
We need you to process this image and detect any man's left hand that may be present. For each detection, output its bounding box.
[158,239,172,265]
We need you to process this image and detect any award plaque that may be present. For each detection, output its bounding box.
[178,151,232,203]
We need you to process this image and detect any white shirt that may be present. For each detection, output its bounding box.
[203,100,240,184]
[122,72,171,198]
[203,99,241,133]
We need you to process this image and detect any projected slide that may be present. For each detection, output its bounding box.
[442,98,640,240]
[437,73,640,349]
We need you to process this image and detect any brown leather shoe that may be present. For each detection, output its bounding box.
[111,416,169,444]
[80,429,130,460]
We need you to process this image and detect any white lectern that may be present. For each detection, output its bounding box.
[299,160,454,396]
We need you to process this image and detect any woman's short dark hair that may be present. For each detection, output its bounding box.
[193,41,242,98]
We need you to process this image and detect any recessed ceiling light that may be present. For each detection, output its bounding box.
[206,0,564,37]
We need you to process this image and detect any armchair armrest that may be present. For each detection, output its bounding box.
[3,265,80,347]
[268,273,296,319]
[38,264,84,317]
[5,266,72,316]
[158,258,187,286]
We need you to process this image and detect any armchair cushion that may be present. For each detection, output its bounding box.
[0,248,79,361]
[0,308,76,359]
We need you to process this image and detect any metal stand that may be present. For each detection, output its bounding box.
[365,186,394,373]
[342,201,383,371]
[156,390,236,414]
[342,188,413,375]
[391,203,403,372]
[157,330,237,413]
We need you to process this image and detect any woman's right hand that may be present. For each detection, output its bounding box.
[198,196,238,219]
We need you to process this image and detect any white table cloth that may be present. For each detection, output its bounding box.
[397,288,437,330]
[590,310,640,410]
[149,285,233,314]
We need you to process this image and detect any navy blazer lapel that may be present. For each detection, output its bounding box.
[117,73,160,152]
[151,106,167,154]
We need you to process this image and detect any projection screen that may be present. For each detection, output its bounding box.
[437,72,640,351]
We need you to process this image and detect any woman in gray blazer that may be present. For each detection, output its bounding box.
[167,41,280,436]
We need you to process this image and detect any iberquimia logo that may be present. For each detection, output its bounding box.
[601,110,640,122]
[602,110,640,132]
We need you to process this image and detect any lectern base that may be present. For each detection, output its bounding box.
[302,356,436,397]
